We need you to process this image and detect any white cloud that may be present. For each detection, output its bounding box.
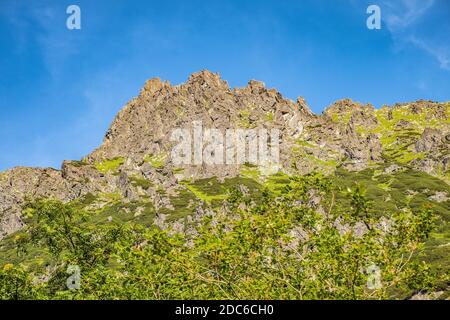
[383,0,435,32]
[382,0,450,72]
[408,36,450,71]
[2,1,81,78]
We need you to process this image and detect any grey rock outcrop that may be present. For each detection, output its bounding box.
[1,70,449,239]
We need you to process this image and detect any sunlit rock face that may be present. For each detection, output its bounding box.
[1,71,449,239]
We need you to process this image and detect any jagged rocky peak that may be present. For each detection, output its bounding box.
[85,71,449,177]
[87,70,310,163]
[323,98,374,117]
[247,79,266,91]
[0,167,62,193]
[393,99,438,112]
[140,77,171,96]
[296,96,314,117]
[0,70,449,241]
[390,100,449,120]
[186,70,230,90]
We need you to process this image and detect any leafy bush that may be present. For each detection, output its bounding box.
[0,173,441,299]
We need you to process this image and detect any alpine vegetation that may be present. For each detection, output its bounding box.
[0,71,449,300]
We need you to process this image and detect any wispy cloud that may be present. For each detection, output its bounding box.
[382,0,450,71]
[1,1,81,78]
[408,36,450,70]
[383,0,434,32]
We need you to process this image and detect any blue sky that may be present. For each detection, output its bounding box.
[0,0,449,170]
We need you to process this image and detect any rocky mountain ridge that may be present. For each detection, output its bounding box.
[1,70,449,239]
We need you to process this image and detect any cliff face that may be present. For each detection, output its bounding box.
[1,70,449,239]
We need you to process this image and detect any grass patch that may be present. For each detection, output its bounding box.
[129,175,153,189]
[95,157,124,173]
[144,153,167,169]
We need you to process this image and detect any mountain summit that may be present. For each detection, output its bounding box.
[0,71,449,240]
